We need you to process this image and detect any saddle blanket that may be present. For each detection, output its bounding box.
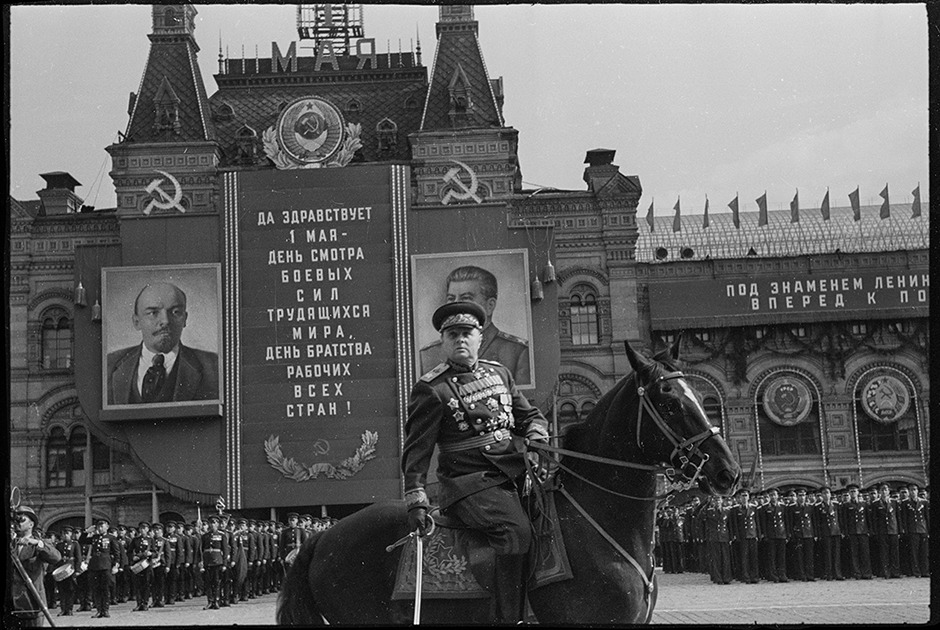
[391,490,572,600]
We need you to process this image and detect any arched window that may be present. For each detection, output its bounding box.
[559,402,578,431]
[41,307,72,369]
[47,427,68,487]
[855,373,919,453]
[702,395,723,431]
[579,401,596,422]
[569,285,599,345]
[376,118,398,153]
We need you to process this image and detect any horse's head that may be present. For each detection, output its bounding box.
[624,336,741,496]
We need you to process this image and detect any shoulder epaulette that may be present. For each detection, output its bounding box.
[478,359,505,368]
[420,363,449,383]
[496,330,529,346]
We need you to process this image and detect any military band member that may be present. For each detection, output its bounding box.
[729,488,760,583]
[279,512,303,564]
[164,522,182,604]
[180,522,195,599]
[148,522,167,607]
[191,521,205,597]
[200,515,229,609]
[268,520,282,592]
[78,517,118,618]
[233,518,250,602]
[53,526,82,616]
[402,301,549,624]
[129,521,154,611]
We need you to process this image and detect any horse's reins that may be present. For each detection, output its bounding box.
[525,370,719,622]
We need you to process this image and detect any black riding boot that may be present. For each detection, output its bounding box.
[494,554,525,624]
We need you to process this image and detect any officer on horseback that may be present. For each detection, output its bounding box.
[402,301,549,624]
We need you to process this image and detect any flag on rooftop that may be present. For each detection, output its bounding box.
[849,187,861,221]
[672,197,681,233]
[820,189,830,221]
[729,194,740,229]
[757,192,768,227]
[790,190,800,223]
[646,199,654,232]
[911,184,921,218]
[702,196,710,229]
[879,184,890,220]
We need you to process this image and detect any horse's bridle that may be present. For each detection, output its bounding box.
[636,370,719,490]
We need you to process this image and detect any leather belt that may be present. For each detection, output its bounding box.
[439,429,509,453]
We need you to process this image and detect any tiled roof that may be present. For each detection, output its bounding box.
[420,21,503,131]
[125,38,216,143]
[638,204,930,262]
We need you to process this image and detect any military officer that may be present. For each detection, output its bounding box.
[841,484,873,579]
[787,488,816,581]
[870,483,901,578]
[200,515,229,610]
[900,484,928,577]
[268,520,281,592]
[53,526,82,616]
[814,486,844,580]
[403,301,549,624]
[729,488,760,583]
[148,522,168,607]
[759,488,789,582]
[78,517,119,618]
[164,522,182,604]
[703,495,733,583]
[129,521,155,611]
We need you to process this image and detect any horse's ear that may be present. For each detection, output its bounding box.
[624,339,651,375]
[670,332,683,361]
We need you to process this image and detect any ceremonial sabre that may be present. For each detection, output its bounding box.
[413,533,424,625]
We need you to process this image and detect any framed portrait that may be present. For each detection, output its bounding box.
[101,263,222,420]
[411,249,535,389]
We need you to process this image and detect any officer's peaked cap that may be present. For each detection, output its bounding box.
[433,301,486,332]
[14,505,40,526]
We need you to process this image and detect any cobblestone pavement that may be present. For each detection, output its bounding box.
[46,571,932,625]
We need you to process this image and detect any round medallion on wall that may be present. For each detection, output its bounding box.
[860,373,910,423]
[762,375,813,426]
[275,97,346,164]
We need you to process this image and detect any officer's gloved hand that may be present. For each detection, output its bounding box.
[408,507,429,535]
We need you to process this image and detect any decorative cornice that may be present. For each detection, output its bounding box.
[557,372,603,399]
[28,288,74,311]
[556,266,609,287]
[844,360,923,394]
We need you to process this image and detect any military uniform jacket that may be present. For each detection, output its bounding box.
[841,500,870,535]
[12,535,61,618]
[151,536,167,568]
[815,500,842,536]
[899,498,929,535]
[787,503,816,539]
[760,503,788,539]
[729,503,759,540]
[870,498,899,536]
[420,323,531,385]
[164,534,182,567]
[56,539,83,570]
[703,505,731,542]
[201,531,230,567]
[180,533,194,564]
[402,359,549,509]
[79,532,119,571]
[128,534,153,566]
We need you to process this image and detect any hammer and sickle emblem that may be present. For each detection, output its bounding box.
[441,160,482,205]
[143,170,186,215]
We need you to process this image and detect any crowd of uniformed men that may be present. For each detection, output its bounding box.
[656,483,929,584]
[38,511,332,618]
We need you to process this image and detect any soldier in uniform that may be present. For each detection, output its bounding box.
[200,515,229,610]
[11,506,62,627]
[179,522,194,600]
[164,522,182,604]
[729,488,760,583]
[54,526,83,616]
[703,495,733,583]
[149,522,168,607]
[786,488,816,581]
[232,518,250,602]
[279,512,303,567]
[403,301,549,624]
[759,488,789,582]
[268,520,282,592]
[870,483,901,578]
[841,484,873,579]
[191,521,205,597]
[901,484,928,577]
[129,521,155,611]
[814,486,844,580]
[419,266,531,385]
[78,517,118,618]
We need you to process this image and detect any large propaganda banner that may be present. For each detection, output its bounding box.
[223,165,412,508]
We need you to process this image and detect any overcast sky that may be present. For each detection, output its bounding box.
[8,3,929,213]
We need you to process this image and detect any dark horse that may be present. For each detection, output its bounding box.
[278,339,740,624]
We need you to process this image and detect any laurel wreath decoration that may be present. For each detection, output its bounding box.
[264,431,378,481]
[262,123,362,170]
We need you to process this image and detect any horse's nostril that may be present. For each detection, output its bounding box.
[717,468,736,488]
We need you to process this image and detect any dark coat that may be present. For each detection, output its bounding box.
[78,531,119,571]
[12,535,62,619]
[402,359,548,509]
[841,500,870,535]
[106,343,219,404]
[814,500,842,536]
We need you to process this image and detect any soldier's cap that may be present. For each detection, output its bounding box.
[908,483,922,490]
[139,521,151,529]
[96,516,111,526]
[286,512,299,519]
[61,525,74,534]
[14,505,40,526]
[432,301,486,332]
[300,514,313,521]
[796,488,807,495]
[845,483,860,490]
[207,514,221,523]
[152,523,164,531]
[236,518,247,525]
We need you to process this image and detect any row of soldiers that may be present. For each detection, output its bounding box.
[41,511,333,617]
[656,483,929,585]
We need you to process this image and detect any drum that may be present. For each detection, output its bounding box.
[131,559,150,574]
[285,548,299,565]
[52,564,75,582]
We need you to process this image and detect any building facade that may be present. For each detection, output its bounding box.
[8,4,929,532]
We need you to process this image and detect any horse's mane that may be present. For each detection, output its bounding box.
[561,347,679,454]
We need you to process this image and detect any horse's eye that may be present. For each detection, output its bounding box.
[661,383,672,393]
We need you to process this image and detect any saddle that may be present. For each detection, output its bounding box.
[391,483,573,601]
